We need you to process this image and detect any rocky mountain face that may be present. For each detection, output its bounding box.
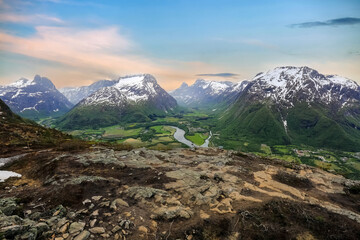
[218,66,360,151]
[169,79,249,109]
[57,74,178,129]
[0,75,73,119]
[59,80,117,105]
[1,147,359,239]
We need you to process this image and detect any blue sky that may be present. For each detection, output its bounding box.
[0,0,359,89]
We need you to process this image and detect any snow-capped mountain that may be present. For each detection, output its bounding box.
[218,66,360,151]
[170,79,248,108]
[0,75,73,119]
[245,66,360,107]
[59,79,117,105]
[57,74,178,129]
[79,74,176,109]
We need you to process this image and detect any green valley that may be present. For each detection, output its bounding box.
[52,107,360,180]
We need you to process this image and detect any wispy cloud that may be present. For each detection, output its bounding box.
[0,13,64,24]
[0,24,220,89]
[196,73,240,78]
[290,17,360,28]
[348,50,360,55]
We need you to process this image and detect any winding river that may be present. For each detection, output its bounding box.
[170,126,212,148]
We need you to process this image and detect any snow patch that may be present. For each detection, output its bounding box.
[9,78,34,88]
[0,171,22,182]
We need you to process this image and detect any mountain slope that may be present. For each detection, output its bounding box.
[0,99,68,152]
[217,66,360,151]
[59,79,117,105]
[0,75,73,119]
[57,74,178,129]
[169,79,248,109]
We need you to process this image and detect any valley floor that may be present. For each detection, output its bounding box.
[0,147,360,239]
[55,110,360,181]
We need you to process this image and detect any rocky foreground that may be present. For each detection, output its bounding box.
[1,147,360,240]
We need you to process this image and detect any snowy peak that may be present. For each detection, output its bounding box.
[170,79,248,107]
[113,74,157,99]
[253,66,358,89]
[192,79,234,94]
[0,75,73,118]
[326,75,358,89]
[246,66,360,107]
[62,74,162,105]
[80,86,128,106]
[78,74,177,108]
[9,78,33,88]
[112,74,160,102]
[230,80,250,93]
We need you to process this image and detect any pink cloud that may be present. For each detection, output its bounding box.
[0,25,221,89]
[0,13,64,24]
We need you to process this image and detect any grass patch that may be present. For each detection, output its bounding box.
[185,133,208,145]
[103,126,142,137]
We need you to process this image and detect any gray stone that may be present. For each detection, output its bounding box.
[110,198,129,210]
[74,230,90,240]
[111,225,121,233]
[125,186,169,200]
[90,219,97,228]
[99,201,110,208]
[0,214,22,228]
[0,225,23,238]
[91,196,102,201]
[89,227,105,234]
[69,222,85,234]
[29,212,42,220]
[151,206,193,220]
[0,197,19,216]
[35,222,49,234]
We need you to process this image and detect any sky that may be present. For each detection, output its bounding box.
[0,0,359,90]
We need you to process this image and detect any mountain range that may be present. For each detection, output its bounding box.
[56,74,178,129]
[1,66,359,151]
[0,75,73,119]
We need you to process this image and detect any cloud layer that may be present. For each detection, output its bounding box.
[290,17,360,28]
